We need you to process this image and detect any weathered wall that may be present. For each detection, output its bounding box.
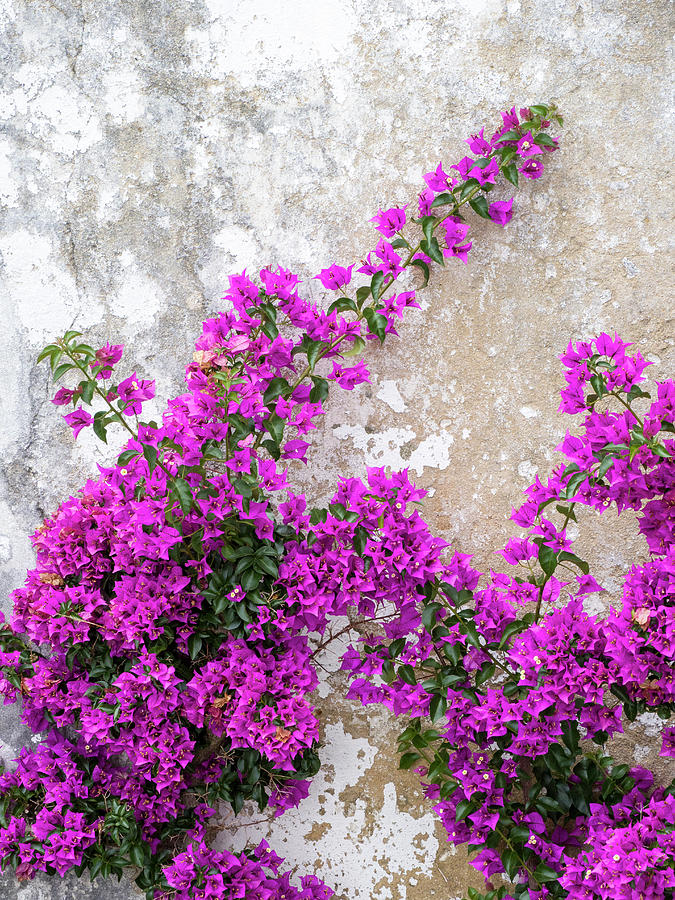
[0,0,673,897]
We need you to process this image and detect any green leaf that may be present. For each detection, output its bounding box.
[398,664,417,686]
[263,377,291,407]
[310,507,328,525]
[327,296,358,315]
[92,411,108,443]
[422,602,442,632]
[129,844,147,868]
[421,215,436,244]
[399,751,421,770]
[142,444,158,473]
[80,379,95,405]
[469,196,490,219]
[309,376,329,404]
[356,285,372,308]
[255,555,279,578]
[475,662,495,688]
[264,413,285,445]
[52,362,74,382]
[558,551,589,575]
[455,799,473,822]
[381,660,395,684]
[343,335,366,358]
[500,129,520,142]
[429,694,447,722]
[502,848,519,880]
[363,308,387,344]
[498,618,527,649]
[420,237,444,266]
[529,105,548,116]
[370,270,385,301]
[503,164,519,187]
[460,179,479,202]
[596,456,615,479]
[409,258,430,286]
[260,318,278,340]
[590,374,606,397]
[534,863,560,883]
[430,192,454,209]
[37,344,60,364]
[534,133,555,147]
[63,330,83,343]
[538,543,559,576]
[172,477,193,514]
[565,471,589,499]
[296,336,324,370]
[188,634,202,659]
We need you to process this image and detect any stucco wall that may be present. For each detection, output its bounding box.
[0,0,673,897]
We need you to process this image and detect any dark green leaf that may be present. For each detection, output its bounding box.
[92,412,108,443]
[327,296,358,315]
[538,543,558,575]
[421,215,436,244]
[534,133,555,147]
[502,848,519,880]
[498,620,525,652]
[469,196,489,219]
[558,551,589,575]
[409,258,430,286]
[309,376,329,404]
[430,192,454,208]
[188,634,202,659]
[264,413,285,445]
[503,164,518,187]
[459,179,479,202]
[37,344,60,364]
[142,444,158,473]
[363,308,387,344]
[534,863,560,883]
[398,664,417,686]
[420,236,444,266]
[172,477,193,514]
[80,380,95,404]
[52,362,74,382]
[429,694,447,722]
[455,799,473,822]
[381,660,395,684]
[399,751,421,770]
[356,285,372,308]
[263,377,291,407]
[370,270,385,300]
[422,602,442,632]
[475,662,495,688]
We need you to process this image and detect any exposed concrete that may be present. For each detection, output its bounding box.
[1,0,673,897]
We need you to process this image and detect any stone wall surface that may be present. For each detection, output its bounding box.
[0,0,673,897]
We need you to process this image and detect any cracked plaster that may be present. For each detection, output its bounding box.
[1,0,674,897]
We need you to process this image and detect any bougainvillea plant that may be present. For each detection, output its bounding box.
[1,102,671,899]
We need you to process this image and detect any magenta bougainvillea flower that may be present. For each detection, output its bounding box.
[314,263,354,290]
[20,104,675,900]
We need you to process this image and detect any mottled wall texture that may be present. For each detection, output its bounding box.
[1,0,673,897]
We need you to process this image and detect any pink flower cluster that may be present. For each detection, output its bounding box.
[343,333,674,898]
[0,104,565,897]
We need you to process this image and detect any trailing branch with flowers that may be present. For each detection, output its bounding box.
[0,102,672,900]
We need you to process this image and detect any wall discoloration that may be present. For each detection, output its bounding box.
[1,0,673,896]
